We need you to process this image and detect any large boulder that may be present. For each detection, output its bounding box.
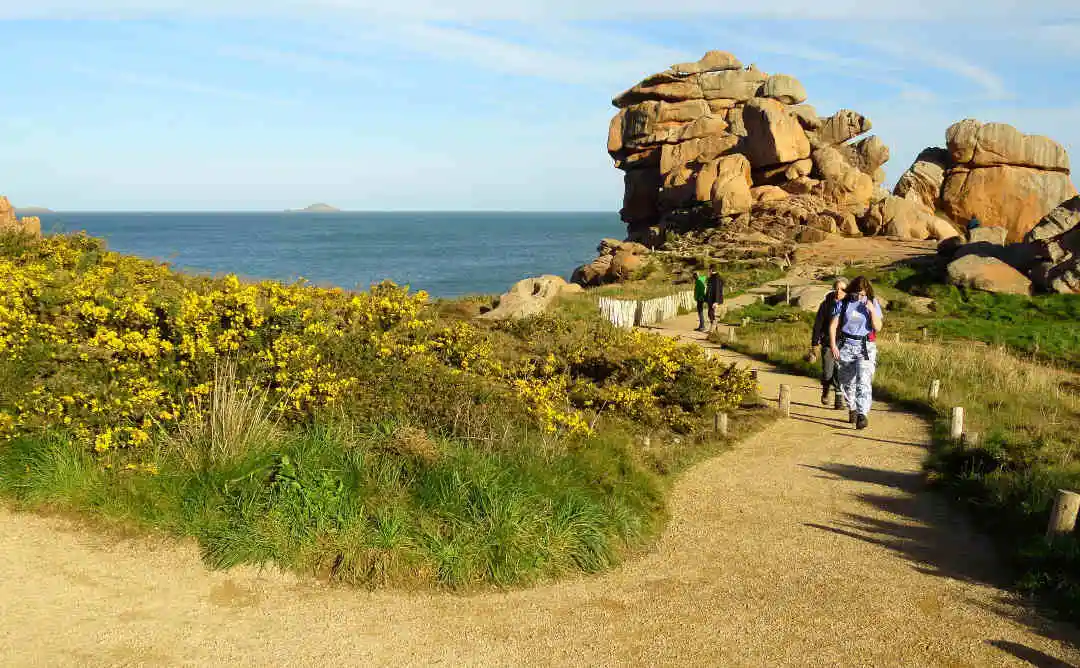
[1024,195,1080,293]
[946,119,1070,172]
[866,196,959,241]
[480,276,583,320]
[812,147,873,215]
[893,147,950,210]
[838,136,890,177]
[741,98,812,167]
[711,154,753,216]
[698,69,769,102]
[946,255,1032,295]
[940,166,1077,243]
[759,74,807,105]
[671,50,743,75]
[808,110,872,149]
[571,239,652,287]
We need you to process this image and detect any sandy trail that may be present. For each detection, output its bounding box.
[2,312,1079,667]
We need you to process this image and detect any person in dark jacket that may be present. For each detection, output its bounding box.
[693,270,708,332]
[811,278,847,408]
[705,269,725,330]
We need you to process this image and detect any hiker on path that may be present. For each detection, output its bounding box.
[829,276,883,430]
[694,270,708,332]
[811,279,847,410]
[705,268,725,330]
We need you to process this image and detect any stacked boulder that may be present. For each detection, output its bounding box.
[1025,196,1080,293]
[571,239,652,287]
[895,120,1076,243]
[0,196,42,237]
[607,50,908,249]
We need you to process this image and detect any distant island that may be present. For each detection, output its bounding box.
[15,206,54,214]
[286,203,342,213]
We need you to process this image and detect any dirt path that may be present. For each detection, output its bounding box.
[3,313,1080,667]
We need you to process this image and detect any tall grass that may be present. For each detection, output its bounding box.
[174,359,281,468]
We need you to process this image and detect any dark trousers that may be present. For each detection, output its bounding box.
[696,300,706,329]
[821,346,840,392]
[707,301,721,324]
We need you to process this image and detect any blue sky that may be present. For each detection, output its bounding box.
[2,3,1079,211]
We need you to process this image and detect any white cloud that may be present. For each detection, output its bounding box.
[3,0,1078,21]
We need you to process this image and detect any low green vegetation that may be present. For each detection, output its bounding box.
[0,231,771,589]
[719,287,1080,622]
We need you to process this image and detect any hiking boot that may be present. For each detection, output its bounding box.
[849,410,857,425]
[834,394,844,410]
[820,389,830,406]
[856,414,869,430]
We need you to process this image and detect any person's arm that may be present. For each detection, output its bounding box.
[811,301,827,346]
[869,299,884,332]
[829,316,840,359]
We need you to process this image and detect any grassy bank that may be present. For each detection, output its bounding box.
[716,296,1080,621]
[0,231,770,589]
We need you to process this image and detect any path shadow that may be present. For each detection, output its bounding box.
[804,462,1080,653]
[986,640,1076,668]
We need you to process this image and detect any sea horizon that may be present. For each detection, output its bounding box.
[29,210,623,297]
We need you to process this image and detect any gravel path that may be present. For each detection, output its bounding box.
[2,312,1079,667]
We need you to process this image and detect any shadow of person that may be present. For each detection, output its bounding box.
[986,639,1076,668]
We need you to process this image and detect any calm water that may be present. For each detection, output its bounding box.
[36,212,623,297]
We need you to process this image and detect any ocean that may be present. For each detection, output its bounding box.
[33,212,624,298]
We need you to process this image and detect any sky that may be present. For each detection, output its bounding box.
[2,3,1079,211]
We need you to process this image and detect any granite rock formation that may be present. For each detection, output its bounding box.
[0,197,42,237]
[895,120,1077,243]
[1024,195,1080,293]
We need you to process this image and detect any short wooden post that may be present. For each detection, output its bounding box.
[1046,490,1080,539]
[894,332,901,344]
[762,337,771,354]
[778,384,791,416]
[714,412,729,436]
[785,284,791,304]
[950,407,964,442]
[728,328,736,343]
[928,380,940,401]
[742,316,751,327]
[921,327,929,342]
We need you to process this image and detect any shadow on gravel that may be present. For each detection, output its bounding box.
[986,640,1075,668]
[804,462,1080,655]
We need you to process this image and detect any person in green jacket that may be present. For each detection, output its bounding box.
[694,270,708,332]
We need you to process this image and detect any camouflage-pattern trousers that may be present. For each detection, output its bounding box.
[837,339,877,416]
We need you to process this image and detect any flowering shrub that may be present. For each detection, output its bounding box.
[0,232,755,455]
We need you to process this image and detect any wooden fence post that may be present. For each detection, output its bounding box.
[728,328,736,344]
[762,337,771,354]
[894,332,901,344]
[928,380,940,401]
[950,407,964,442]
[714,412,729,436]
[778,384,791,416]
[1047,490,1080,539]
[921,327,929,343]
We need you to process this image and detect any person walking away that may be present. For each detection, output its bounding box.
[705,268,725,330]
[811,279,847,409]
[694,270,708,332]
[829,276,883,430]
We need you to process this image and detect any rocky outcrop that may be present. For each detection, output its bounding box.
[572,239,652,287]
[480,276,584,320]
[1024,196,1080,293]
[894,120,1077,244]
[864,196,960,241]
[0,197,42,237]
[607,50,890,246]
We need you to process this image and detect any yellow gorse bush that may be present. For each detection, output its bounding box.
[0,232,756,454]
